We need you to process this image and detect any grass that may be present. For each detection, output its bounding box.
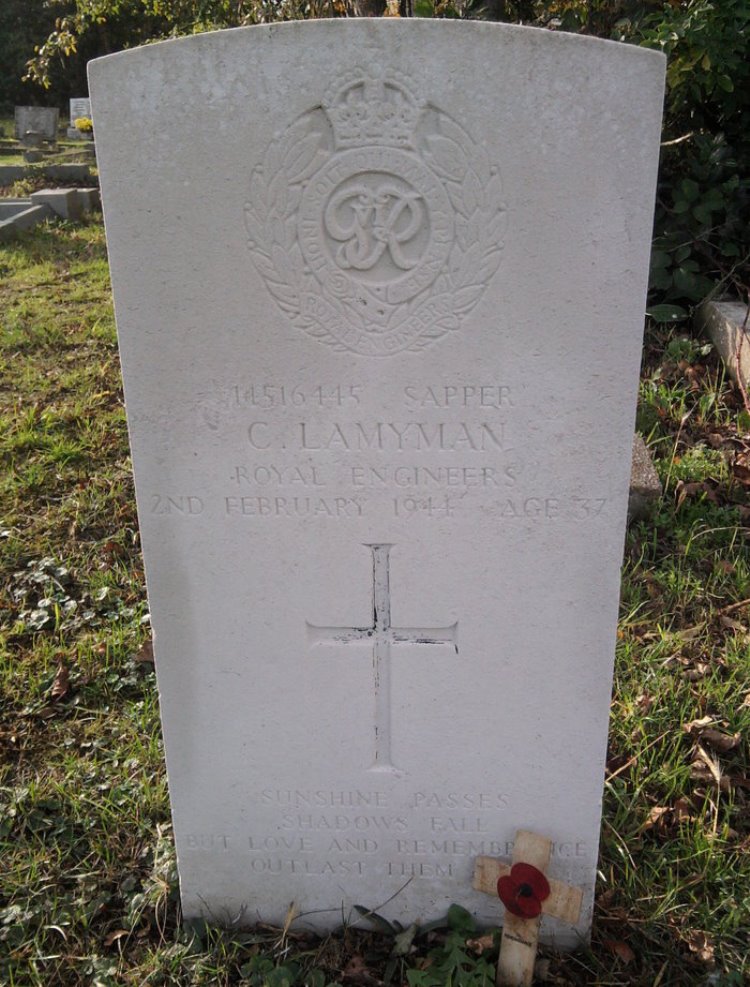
[1,219,749,986]
[0,148,94,168]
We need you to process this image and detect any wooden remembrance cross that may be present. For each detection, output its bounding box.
[473,830,584,987]
[307,543,458,772]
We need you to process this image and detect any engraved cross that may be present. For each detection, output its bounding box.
[307,543,458,772]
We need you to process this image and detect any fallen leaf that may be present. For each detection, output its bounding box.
[683,718,740,752]
[644,577,662,600]
[136,640,154,664]
[683,715,714,732]
[672,797,694,824]
[602,939,635,964]
[700,728,741,753]
[675,480,720,507]
[605,753,630,776]
[673,623,705,641]
[733,452,750,486]
[685,930,715,964]
[596,889,616,910]
[342,955,382,985]
[392,922,418,957]
[684,661,710,681]
[641,798,695,835]
[466,933,495,954]
[641,806,671,833]
[719,614,746,632]
[50,662,70,701]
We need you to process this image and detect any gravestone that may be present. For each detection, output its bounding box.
[89,22,664,946]
[14,106,59,142]
[70,97,91,122]
[68,97,93,138]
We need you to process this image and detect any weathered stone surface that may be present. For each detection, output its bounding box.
[696,298,750,390]
[0,203,53,241]
[0,164,95,187]
[14,106,59,141]
[76,188,101,211]
[43,164,93,182]
[0,166,26,184]
[90,21,664,946]
[31,188,82,220]
[0,200,30,220]
[628,434,662,521]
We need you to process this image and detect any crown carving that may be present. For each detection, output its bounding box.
[324,73,422,150]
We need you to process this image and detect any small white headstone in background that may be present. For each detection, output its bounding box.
[14,106,59,141]
[69,97,92,122]
[67,97,93,138]
[90,22,664,946]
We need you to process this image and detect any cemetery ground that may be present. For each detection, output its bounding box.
[0,115,95,195]
[0,217,748,987]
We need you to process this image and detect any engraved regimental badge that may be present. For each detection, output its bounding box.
[245,70,506,357]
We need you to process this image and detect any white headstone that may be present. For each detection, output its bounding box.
[67,98,93,139]
[69,97,92,123]
[89,22,664,946]
[14,106,59,141]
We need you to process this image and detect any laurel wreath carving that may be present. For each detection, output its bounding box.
[244,106,507,356]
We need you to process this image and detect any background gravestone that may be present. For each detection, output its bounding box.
[14,106,59,141]
[90,21,664,945]
[68,97,92,138]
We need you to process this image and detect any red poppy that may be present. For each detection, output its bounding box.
[497,862,551,919]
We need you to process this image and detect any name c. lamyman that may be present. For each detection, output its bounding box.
[247,421,508,452]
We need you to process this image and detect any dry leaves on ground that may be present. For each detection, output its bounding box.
[341,955,383,985]
[684,930,715,965]
[602,939,636,965]
[682,716,741,753]
[135,639,154,664]
[49,661,70,701]
[641,798,695,835]
[466,933,495,955]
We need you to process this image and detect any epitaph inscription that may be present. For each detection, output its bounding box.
[245,70,507,356]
